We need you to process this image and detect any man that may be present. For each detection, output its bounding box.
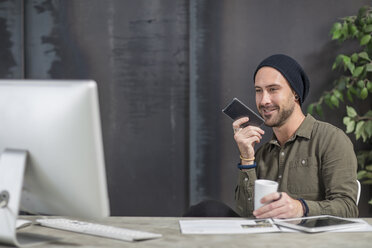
[233,54,359,218]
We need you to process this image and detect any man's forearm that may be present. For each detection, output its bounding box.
[305,195,359,218]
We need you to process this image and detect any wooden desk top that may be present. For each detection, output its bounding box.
[5,216,372,248]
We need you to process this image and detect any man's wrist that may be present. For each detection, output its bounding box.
[298,198,309,217]
[239,154,255,165]
[237,162,257,170]
[240,160,255,165]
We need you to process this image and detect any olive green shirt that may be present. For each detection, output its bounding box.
[235,114,359,218]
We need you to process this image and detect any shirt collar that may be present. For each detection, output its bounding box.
[268,114,315,146]
[295,114,315,139]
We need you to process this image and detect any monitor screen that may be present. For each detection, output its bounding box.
[0,80,110,219]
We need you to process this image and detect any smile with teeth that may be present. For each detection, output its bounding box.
[261,107,278,115]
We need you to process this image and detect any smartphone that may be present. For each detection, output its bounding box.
[222,98,264,127]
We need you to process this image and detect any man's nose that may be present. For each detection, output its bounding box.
[259,91,271,105]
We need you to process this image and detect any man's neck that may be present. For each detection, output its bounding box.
[273,109,305,146]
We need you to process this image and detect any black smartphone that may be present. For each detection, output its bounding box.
[222,98,264,127]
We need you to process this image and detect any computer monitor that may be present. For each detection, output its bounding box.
[0,80,110,220]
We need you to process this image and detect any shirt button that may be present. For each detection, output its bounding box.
[248,198,251,201]
[278,175,282,179]
[281,152,285,156]
[244,178,248,182]
[301,160,306,165]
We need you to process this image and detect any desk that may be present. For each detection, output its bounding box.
[6,216,372,248]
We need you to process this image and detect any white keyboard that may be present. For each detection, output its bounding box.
[35,218,162,242]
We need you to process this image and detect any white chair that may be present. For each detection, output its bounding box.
[356,180,361,206]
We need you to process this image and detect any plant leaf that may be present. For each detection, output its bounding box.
[362,129,368,142]
[367,81,372,91]
[360,87,368,99]
[347,89,353,102]
[356,121,365,133]
[341,22,349,38]
[346,106,357,117]
[342,55,351,64]
[359,51,371,61]
[366,63,372,72]
[332,30,342,40]
[355,121,365,140]
[357,80,365,88]
[332,62,338,70]
[316,104,323,117]
[333,55,344,70]
[365,121,372,138]
[349,86,357,95]
[336,77,347,90]
[333,89,344,102]
[364,24,372,33]
[360,34,371,45]
[357,170,367,179]
[343,116,351,125]
[324,95,333,109]
[331,22,342,39]
[351,53,359,62]
[346,120,355,133]
[353,66,364,77]
[358,6,368,19]
[350,24,359,37]
[365,172,372,179]
[330,95,339,107]
[347,62,355,74]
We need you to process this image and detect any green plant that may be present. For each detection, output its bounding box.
[308,6,372,204]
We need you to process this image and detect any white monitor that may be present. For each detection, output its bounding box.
[0,80,110,220]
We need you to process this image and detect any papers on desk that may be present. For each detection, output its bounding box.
[179,219,280,234]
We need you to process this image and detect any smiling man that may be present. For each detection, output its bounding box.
[233,54,359,218]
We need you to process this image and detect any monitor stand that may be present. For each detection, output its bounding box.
[0,149,57,247]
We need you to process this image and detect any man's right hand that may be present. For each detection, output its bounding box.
[233,117,265,163]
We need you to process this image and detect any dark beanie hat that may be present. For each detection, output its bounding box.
[253,54,310,105]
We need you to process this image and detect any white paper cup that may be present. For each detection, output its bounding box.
[254,179,279,210]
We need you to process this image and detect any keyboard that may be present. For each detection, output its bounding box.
[35,218,162,242]
[16,219,32,229]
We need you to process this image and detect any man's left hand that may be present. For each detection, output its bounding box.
[253,192,304,219]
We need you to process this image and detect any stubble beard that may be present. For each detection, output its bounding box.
[261,102,295,128]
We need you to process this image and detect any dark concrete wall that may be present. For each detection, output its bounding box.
[0,0,370,216]
[1,0,189,216]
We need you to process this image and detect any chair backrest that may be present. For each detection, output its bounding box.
[356,180,361,206]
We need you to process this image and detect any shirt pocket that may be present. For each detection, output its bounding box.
[287,156,320,194]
